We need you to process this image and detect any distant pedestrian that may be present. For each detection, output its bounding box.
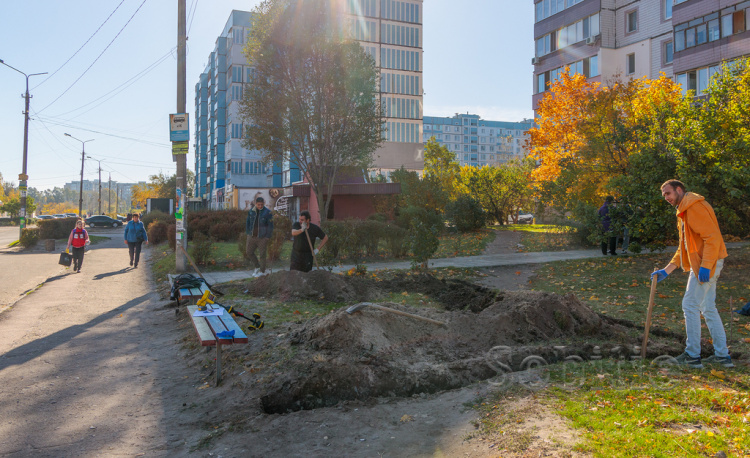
[650,179,733,369]
[290,211,328,273]
[66,218,90,273]
[598,196,617,255]
[245,197,274,277]
[124,213,148,268]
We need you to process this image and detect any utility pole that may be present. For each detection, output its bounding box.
[65,134,94,217]
[0,59,47,239]
[97,160,102,214]
[175,0,187,273]
[108,174,112,215]
[116,185,120,216]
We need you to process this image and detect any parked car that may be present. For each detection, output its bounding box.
[36,215,54,220]
[517,214,534,224]
[52,214,66,219]
[85,215,123,228]
[65,213,78,218]
[116,214,127,221]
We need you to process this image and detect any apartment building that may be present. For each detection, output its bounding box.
[422,114,534,168]
[195,2,424,208]
[532,0,674,111]
[672,0,750,97]
[194,10,268,208]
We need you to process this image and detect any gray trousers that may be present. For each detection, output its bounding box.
[245,236,269,272]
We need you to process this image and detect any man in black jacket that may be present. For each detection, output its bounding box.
[290,211,328,272]
[245,197,274,276]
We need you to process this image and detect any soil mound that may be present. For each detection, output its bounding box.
[258,290,633,414]
[241,270,499,312]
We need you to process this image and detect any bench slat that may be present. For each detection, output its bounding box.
[206,315,234,344]
[220,314,249,344]
[186,305,216,346]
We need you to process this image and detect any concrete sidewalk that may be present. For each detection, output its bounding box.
[200,241,748,285]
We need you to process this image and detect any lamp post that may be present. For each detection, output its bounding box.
[86,156,103,214]
[0,58,47,239]
[64,133,94,217]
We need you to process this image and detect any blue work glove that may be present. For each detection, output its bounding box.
[651,269,669,283]
[698,267,710,283]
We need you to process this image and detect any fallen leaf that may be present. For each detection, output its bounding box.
[400,414,413,423]
[710,370,725,379]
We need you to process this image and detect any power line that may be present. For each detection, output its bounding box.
[50,49,174,118]
[38,0,149,113]
[32,0,127,90]
[35,115,170,148]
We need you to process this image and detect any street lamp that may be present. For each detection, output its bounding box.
[0,58,47,239]
[87,155,103,215]
[64,133,94,217]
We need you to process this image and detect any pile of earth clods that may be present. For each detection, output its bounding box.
[254,281,638,414]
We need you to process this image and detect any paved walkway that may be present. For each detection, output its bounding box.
[201,241,749,285]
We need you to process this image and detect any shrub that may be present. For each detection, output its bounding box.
[409,220,439,270]
[168,224,176,250]
[384,223,408,257]
[396,205,443,233]
[147,221,169,245]
[268,211,292,261]
[20,228,39,248]
[140,210,172,228]
[190,232,214,265]
[445,195,487,232]
[367,213,388,223]
[187,209,246,241]
[209,222,234,241]
[38,217,77,240]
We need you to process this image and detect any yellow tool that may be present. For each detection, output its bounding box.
[197,290,216,312]
[196,290,264,331]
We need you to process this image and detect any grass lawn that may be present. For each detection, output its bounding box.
[497,224,591,252]
[529,245,750,337]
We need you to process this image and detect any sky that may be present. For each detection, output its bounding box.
[0,0,533,192]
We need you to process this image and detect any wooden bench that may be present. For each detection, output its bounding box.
[168,273,211,305]
[186,304,248,386]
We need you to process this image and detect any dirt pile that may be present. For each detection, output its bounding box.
[257,289,635,414]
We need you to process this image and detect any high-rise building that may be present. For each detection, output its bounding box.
[194,11,268,208]
[423,114,534,168]
[341,0,425,174]
[195,2,424,208]
[532,0,750,111]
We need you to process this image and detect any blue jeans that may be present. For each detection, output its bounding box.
[683,258,728,358]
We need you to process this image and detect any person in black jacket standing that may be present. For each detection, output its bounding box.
[246,197,274,277]
[290,211,328,272]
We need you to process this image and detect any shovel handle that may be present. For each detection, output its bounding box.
[641,269,659,359]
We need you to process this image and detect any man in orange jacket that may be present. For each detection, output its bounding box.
[651,179,733,369]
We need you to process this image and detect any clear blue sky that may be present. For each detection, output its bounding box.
[0,0,533,191]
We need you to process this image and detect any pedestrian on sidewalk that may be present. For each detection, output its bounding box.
[124,213,148,268]
[650,179,733,369]
[290,211,328,273]
[598,196,617,256]
[66,218,90,273]
[245,197,274,277]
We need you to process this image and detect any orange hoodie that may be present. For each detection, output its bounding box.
[669,192,727,278]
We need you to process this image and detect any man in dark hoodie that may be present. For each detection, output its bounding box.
[598,196,617,255]
[651,180,732,369]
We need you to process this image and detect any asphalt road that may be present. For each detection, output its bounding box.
[0,226,20,248]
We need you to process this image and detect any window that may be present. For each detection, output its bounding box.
[626,53,636,75]
[722,14,733,37]
[664,0,672,20]
[627,11,638,33]
[664,40,674,65]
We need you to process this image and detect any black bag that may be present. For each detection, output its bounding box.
[59,251,72,267]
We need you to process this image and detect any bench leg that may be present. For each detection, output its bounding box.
[216,343,222,386]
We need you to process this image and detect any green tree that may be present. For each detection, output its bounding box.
[457,159,535,225]
[423,137,459,208]
[240,0,384,223]
[1,196,36,218]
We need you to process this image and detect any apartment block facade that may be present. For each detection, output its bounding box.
[423,114,534,168]
[195,2,424,208]
[532,0,750,111]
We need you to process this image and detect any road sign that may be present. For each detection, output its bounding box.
[172,142,189,155]
[169,113,189,142]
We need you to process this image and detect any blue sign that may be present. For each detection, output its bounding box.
[170,113,189,142]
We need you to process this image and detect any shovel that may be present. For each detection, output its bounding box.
[641,269,659,359]
[346,302,445,326]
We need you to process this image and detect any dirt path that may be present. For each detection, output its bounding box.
[477,229,537,291]
[0,237,197,456]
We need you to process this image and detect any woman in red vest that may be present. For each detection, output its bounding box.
[67,219,90,273]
